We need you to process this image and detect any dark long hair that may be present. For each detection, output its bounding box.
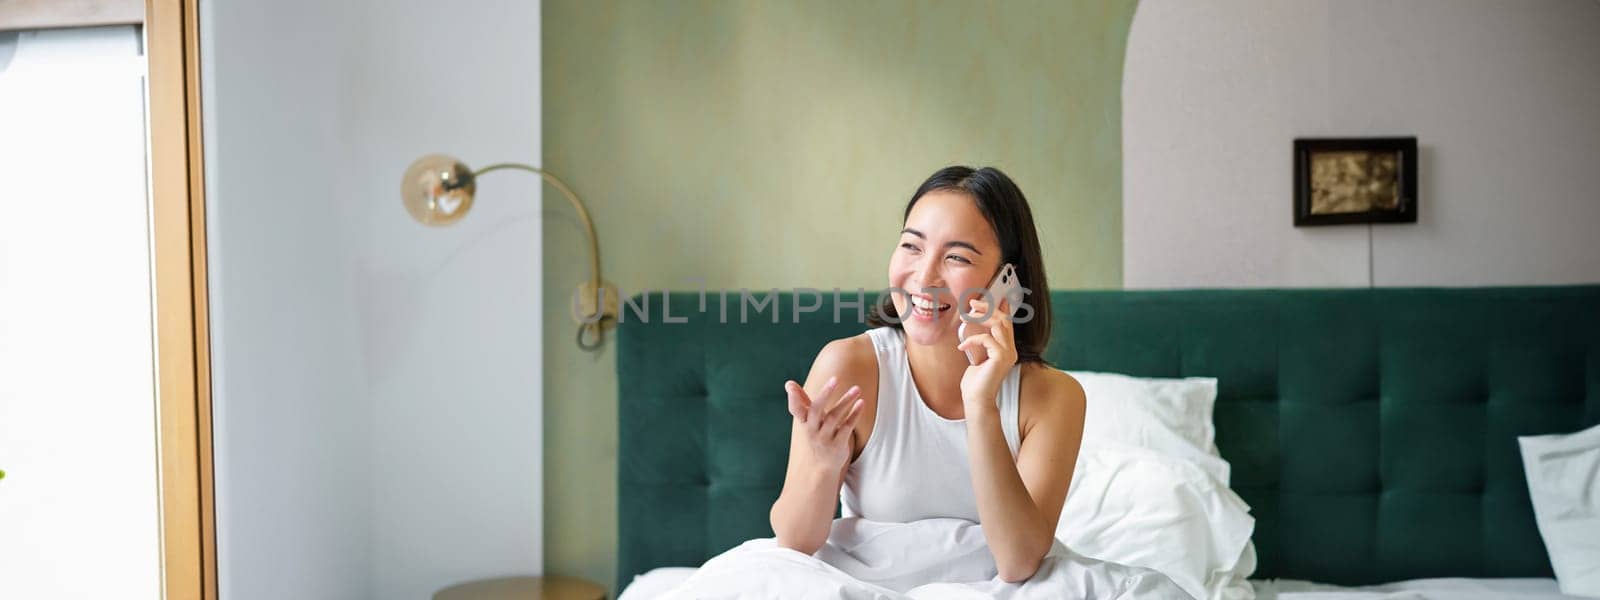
[867,166,1054,366]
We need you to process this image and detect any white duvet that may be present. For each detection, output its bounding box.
[632,567,1586,600]
[650,517,1191,600]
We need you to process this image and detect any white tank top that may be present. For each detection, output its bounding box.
[840,326,1022,523]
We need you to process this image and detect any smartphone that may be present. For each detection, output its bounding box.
[958,263,1021,365]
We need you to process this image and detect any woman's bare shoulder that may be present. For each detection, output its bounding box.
[811,332,883,460]
[1019,363,1077,392]
[1018,364,1086,435]
[809,332,878,380]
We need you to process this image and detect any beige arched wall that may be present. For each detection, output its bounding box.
[1123,0,1600,289]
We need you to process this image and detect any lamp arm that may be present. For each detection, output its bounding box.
[474,162,609,352]
[473,162,604,301]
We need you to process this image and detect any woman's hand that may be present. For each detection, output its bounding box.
[785,376,865,473]
[957,297,1018,411]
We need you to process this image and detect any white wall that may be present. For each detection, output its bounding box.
[346,2,543,598]
[1123,0,1600,289]
[202,0,542,598]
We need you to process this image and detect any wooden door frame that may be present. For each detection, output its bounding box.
[146,0,217,598]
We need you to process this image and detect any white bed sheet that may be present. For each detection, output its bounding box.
[621,569,1584,600]
[1254,577,1583,600]
[618,567,696,600]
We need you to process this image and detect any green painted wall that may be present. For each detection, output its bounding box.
[542,0,1138,590]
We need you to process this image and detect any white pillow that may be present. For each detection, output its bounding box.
[1058,370,1256,600]
[1519,423,1600,598]
[1067,371,1230,484]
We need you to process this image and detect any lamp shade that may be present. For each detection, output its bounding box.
[401,154,476,226]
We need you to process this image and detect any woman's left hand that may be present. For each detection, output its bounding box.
[957,296,1018,412]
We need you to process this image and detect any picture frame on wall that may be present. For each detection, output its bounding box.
[1294,137,1418,226]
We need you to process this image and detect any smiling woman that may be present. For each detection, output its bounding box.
[642,167,1189,597]
[772,166,1080,582]
[868,167,1054,366]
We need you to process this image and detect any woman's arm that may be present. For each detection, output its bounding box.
[769,422,846,554]
[965,371,1086,582]
[957,298,1087,582]
[769,338,873,554]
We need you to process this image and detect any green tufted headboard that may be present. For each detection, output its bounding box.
[616,286,1600,590]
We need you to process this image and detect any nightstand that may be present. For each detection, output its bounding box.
[432,575,606,600]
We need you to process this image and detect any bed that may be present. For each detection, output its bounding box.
[615,286,1600,597]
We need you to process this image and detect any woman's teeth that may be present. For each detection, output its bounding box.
[910,296,950,314]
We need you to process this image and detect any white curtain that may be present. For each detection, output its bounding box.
[0,25,161,600]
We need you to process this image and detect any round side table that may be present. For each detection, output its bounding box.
[432,575,605,600]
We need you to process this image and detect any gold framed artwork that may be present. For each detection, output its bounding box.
[1294,137,1418,226]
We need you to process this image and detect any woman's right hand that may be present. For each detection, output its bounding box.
[785,376,865,473]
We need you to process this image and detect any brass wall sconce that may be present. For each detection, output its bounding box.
[401,154,618,350]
